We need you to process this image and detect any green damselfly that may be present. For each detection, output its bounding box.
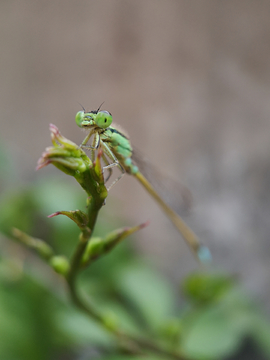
[75,107,210,262]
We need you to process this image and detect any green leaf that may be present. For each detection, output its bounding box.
[0,272,63,360]
[98,356,162,360]
[251,314,270,357]
[181,306,245,359]
[56,308,114,347]
[115,262,175,330]
[96,299,144,336]
[183,272,233,303]
[48,209,89,229]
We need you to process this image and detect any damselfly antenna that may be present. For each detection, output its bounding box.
[97,101,105,112]
[78,103,86,112]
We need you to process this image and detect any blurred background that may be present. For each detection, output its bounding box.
[1,1,270,359]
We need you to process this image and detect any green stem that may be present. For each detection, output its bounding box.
[64,152,188,359]
[66,212,188,358]
[67,266,104,323]
[66,225,188,358]
[66,281,188,360]
[67,163,106,281]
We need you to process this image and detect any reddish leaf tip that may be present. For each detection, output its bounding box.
[49,123,58,132]
[36,159,51,170]
[47,211,61,218]
[97,148,103,158]
[140,220,150,229]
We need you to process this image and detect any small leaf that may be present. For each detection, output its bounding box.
[49,123,78,150]
[81,222,148,266]
[48,209,89,230]
[93,148,105,184]
[12,228,54,260]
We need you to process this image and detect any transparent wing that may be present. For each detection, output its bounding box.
[132,148,193,216]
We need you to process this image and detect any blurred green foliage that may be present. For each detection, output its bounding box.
[0,143,270,360]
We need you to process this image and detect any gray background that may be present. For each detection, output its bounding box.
[1,1,270,310]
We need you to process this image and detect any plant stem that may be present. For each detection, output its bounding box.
[66,215,188,358]
[63,149,188,359]
[67,279,187,359]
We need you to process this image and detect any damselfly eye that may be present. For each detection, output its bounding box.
[75,111,85,128]
[95,111,112,128]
